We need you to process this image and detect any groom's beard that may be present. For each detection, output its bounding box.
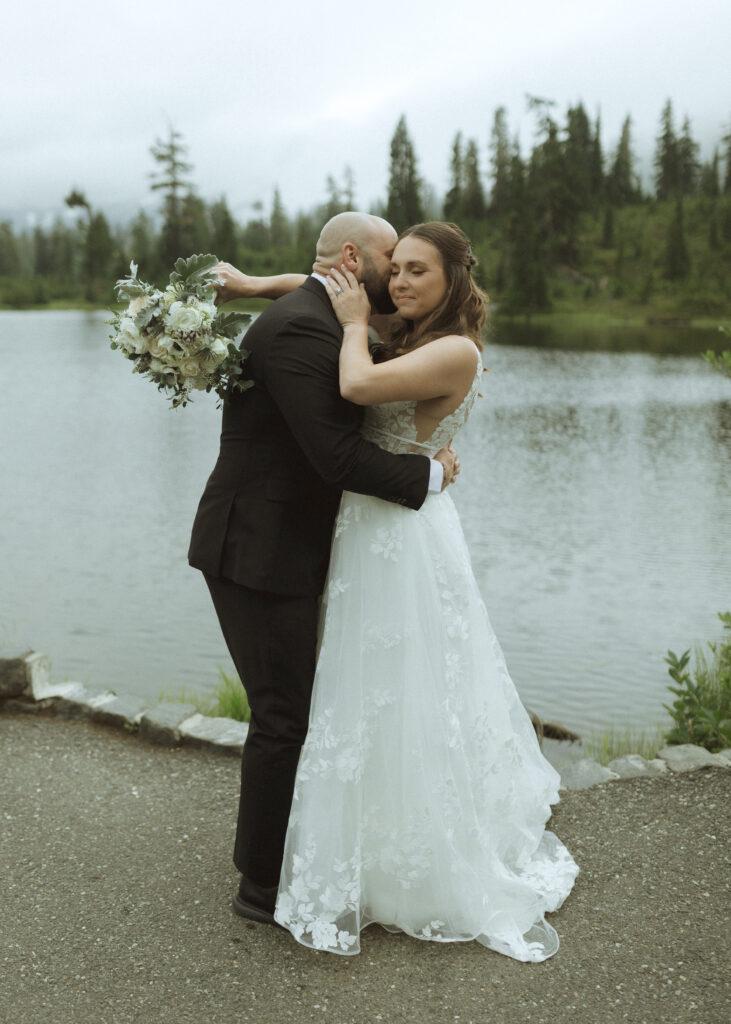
[361,257,396,315]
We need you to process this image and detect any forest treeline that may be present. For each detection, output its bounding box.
[1,98,730,317]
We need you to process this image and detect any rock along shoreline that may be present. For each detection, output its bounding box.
[1,650,729,791]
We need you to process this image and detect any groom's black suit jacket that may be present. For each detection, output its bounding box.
[188,277,430,596]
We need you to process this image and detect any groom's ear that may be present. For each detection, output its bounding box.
[342,243,359,272]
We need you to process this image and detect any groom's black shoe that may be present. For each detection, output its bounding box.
[232,876,282,927]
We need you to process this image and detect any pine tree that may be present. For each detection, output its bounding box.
[179,193,210,256]
[528,102,574,260]
[210,199,238,263]
[607,116,637,205]
[564,103,594,211]
[462,139,487,223]
[84,211,115,282]
[0,221,19,276]
[504,144,549,311]
[386,116,424,232]
[723,127,731,193]
[443,133,464,221]
[149,127,194,266]
[241,201,270,252]
[489,107,512,217]
[342,166,356,208]
[700,151,721,198]
[654,100,680,199]
[590,114,604,202]
[601,205,615,248]
[664,196,691,280]
[50,219,74,281]
[269,188,290,249]
[33,227,54,277]
[128,211,156,275]
[677,117,699,196]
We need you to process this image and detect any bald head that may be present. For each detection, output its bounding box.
[312,212,398,313]
[314,212,397,267]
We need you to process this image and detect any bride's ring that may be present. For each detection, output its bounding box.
[334,287,342,295]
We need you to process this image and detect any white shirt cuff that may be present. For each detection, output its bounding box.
[428,458,443,494]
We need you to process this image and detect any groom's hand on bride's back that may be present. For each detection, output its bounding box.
[435,443,459,491]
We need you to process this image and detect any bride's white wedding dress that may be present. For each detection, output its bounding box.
[274,352,579,961]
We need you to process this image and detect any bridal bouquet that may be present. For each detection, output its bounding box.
[109,254,253,408]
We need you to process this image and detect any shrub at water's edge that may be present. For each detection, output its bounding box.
[664,612,731,752]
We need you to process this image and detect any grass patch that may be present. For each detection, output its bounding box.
[583,725,667,766]
[160,667,250,722]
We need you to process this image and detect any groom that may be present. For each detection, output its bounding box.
[188,212,456,924]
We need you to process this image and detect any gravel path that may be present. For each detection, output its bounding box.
[2,713,729,1024]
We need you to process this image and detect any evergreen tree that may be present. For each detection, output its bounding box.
[269,188,290,249]
[84,211,115,283]
[654,100,680,199]
[708,204,721,250]
[664,196,691,280]
[504,144,549,310]
[0,221,19,276]
[677,117,699,196]
[462,139,487,223]
[128,211,157,276]
[64,190,115,295]
[590,114,604,202]
[528,103,575,260]
[323,175,343,219]
[564,103,594,211]
[342,165,356,208]
[241,201,270,252]
[50,219,74,281]
[65,189,91,223]
[607,116,637,205]
[33,227,54,277]
[723,127,731,193]
[149,127,194,266]
[179,193,210,256]
[489,107,512,217]
[700,151,721,198]
[601,204,615,248]
[293,212,318,273]
[443,132,464,221]
[386,115,424,232]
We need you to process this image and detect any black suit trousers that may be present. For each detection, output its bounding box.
[204,574,319,888]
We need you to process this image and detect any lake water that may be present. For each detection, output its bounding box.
[1,310,729,738]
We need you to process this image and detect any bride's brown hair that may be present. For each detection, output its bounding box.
[383,222,488,358]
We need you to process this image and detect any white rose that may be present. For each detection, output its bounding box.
[210,337,228,357]
[148,337,176,362]
[166,299,206,335]
[200,300,217,324]
[117,316,148,355]
[179,357,205,378]
[156,333,178,354]
[128,295,149,316]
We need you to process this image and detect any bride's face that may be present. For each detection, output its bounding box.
[389,237,448,324]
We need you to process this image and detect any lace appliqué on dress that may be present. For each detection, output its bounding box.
[275,350,579,961]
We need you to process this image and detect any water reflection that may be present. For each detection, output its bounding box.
[1,311,729,737]
[493,318,719,355]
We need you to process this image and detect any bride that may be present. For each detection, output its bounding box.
[245,221,579,961]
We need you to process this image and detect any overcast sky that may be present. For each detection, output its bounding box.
[2,0,729,229]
